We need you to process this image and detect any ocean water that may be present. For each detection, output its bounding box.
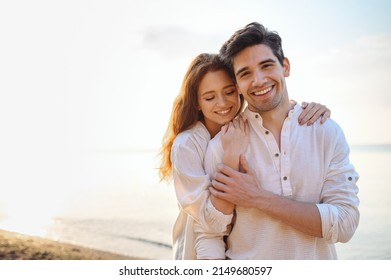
[335,145,391,259]
[0,145,390,260]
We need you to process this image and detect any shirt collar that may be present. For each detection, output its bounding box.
[243,103,300,124]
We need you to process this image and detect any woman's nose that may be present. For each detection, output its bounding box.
[216,95,228,106]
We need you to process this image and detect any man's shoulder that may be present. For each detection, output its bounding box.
[294,105,343,135]
[315,117,343,136]
[293,115,346,148]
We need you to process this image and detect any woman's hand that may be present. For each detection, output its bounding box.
[211,116,249,214]
[221,115,249,156]
[299,102,331,125]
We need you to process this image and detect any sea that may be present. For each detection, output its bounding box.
[0,145,390,260]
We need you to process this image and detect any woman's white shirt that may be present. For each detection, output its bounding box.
[171,121,233,259]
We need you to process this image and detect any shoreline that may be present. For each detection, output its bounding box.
[0,229,140,260]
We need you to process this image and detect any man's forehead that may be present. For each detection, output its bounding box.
[233,44,276,69]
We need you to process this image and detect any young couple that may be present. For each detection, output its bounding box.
[159,22,359,260]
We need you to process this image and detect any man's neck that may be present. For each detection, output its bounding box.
[259,98,293,129]
[258,99,295,149]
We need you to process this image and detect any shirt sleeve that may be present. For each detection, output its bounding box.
[171,138,232,238]
[316,126,360,243]
[203,135,231,229]
[193,199,232,259]
[190,135,232,259]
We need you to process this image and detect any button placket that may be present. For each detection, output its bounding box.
[280,114,293,196]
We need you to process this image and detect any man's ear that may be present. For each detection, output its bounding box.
[283,57,290,77]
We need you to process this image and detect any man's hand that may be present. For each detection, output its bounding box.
[210,154,272,209]
[210,155,323,237]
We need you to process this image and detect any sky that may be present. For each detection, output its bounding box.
[1,0,390,155]
[0,1,390,220]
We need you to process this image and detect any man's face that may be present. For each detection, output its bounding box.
[233,44,290,114]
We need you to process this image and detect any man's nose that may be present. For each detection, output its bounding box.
[252,70,267,87]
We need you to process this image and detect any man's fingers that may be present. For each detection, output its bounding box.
[209,186,223,199]
[211,179,228,193]
[217,163,237,178]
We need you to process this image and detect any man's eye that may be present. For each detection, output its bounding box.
[240,72,249,78]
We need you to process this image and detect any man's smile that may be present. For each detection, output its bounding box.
[253,86,273,96]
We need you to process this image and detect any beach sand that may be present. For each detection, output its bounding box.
[0,229,140,260]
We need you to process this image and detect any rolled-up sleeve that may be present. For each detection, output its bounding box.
[317,128,360,243]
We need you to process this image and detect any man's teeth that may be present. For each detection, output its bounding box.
[254,86,272,96]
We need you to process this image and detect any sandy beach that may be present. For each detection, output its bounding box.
[0,229,139,260]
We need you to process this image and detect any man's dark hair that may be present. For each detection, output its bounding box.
[220,22,285,77]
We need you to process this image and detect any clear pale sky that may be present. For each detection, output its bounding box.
[1,0,390,153]
[0,0,390,192]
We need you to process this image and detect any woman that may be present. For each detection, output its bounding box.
[159,53,330,259]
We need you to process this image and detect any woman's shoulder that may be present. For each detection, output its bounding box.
[173,122,210,150]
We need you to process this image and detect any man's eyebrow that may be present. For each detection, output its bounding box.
[235,67,248,77]
[235,58,277,77]
[260,58,277,65]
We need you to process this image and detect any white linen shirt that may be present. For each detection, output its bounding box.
[203,104,360,259]
[171,121,233,260]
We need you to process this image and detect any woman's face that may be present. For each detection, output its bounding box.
[197,70,241,136]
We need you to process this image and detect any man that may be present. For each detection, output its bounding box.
[204,22,360,259]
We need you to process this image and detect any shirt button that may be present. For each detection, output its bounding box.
[348,177,352,181]
[265,131,270,135]
[255,115,259,118]
[275,153,279,157]
[283,176,288,181]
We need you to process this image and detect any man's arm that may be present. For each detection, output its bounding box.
[210,154,323,237]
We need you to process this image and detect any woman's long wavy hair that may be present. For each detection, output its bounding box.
[158,53,245,182]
